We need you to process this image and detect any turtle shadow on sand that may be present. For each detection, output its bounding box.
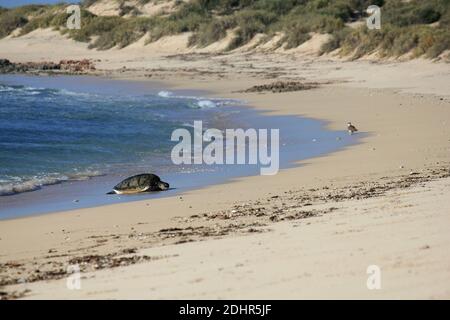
[109,187,177,196]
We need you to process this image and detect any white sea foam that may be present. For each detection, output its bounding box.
[157,90,242,108]
[182,122,195,128]
[196,100,217,108]
[0,84,83,97]
[26,91,40,95]
[0,170,103,196]
[158,91,173,98]
[0,85,14,92]
[58,89,92,97]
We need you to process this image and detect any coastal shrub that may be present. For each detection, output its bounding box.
[194,0,254,14]
[18,5,68,35]
[252,0,303,16]
[119,4,141,17]
[7,4,48,17]
[282,27,311,50]
[280,12,344,34]
[325,25,413,59]
[66,13,122,43]
[274,10,345,49]
[0,4,55,38]
[0,10,28,38]
[320,27,350,54]
[411,27,450,58]
[89,17,151,49]
[378,25,448,58]
[144,1,211,43]
[227,9,277,50]
[188,18,232,47]
[306,0,355,21]
[382,0,444,27]
[322,21,450,60]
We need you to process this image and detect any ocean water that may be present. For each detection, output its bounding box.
[0,75,235,196]
[0,75,359,219]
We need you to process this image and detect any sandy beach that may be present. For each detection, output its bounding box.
[1,27,450,300]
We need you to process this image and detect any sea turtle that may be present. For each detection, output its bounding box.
[347,122,358,135]
[107,174,169,195]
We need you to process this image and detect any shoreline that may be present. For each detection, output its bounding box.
[1,56,449,299]
[0,74,358,220]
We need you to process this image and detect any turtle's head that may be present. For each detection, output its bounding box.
[158,181,170,191]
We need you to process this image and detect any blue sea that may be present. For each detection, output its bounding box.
[0,75,358,219]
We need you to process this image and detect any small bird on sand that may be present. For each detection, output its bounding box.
[347,122,358,135]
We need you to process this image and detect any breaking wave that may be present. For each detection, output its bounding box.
[0,84,93,98]
[157,90,241,109]
[0,170,103,196]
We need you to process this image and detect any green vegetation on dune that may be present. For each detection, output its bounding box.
[0,4,50,38]
[0,11,27,38]
[325,0,450,59]
[0,0,448,59]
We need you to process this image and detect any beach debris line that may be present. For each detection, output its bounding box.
[68,253,164,270]
[241,81,321,93]
[0,251,177,289]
